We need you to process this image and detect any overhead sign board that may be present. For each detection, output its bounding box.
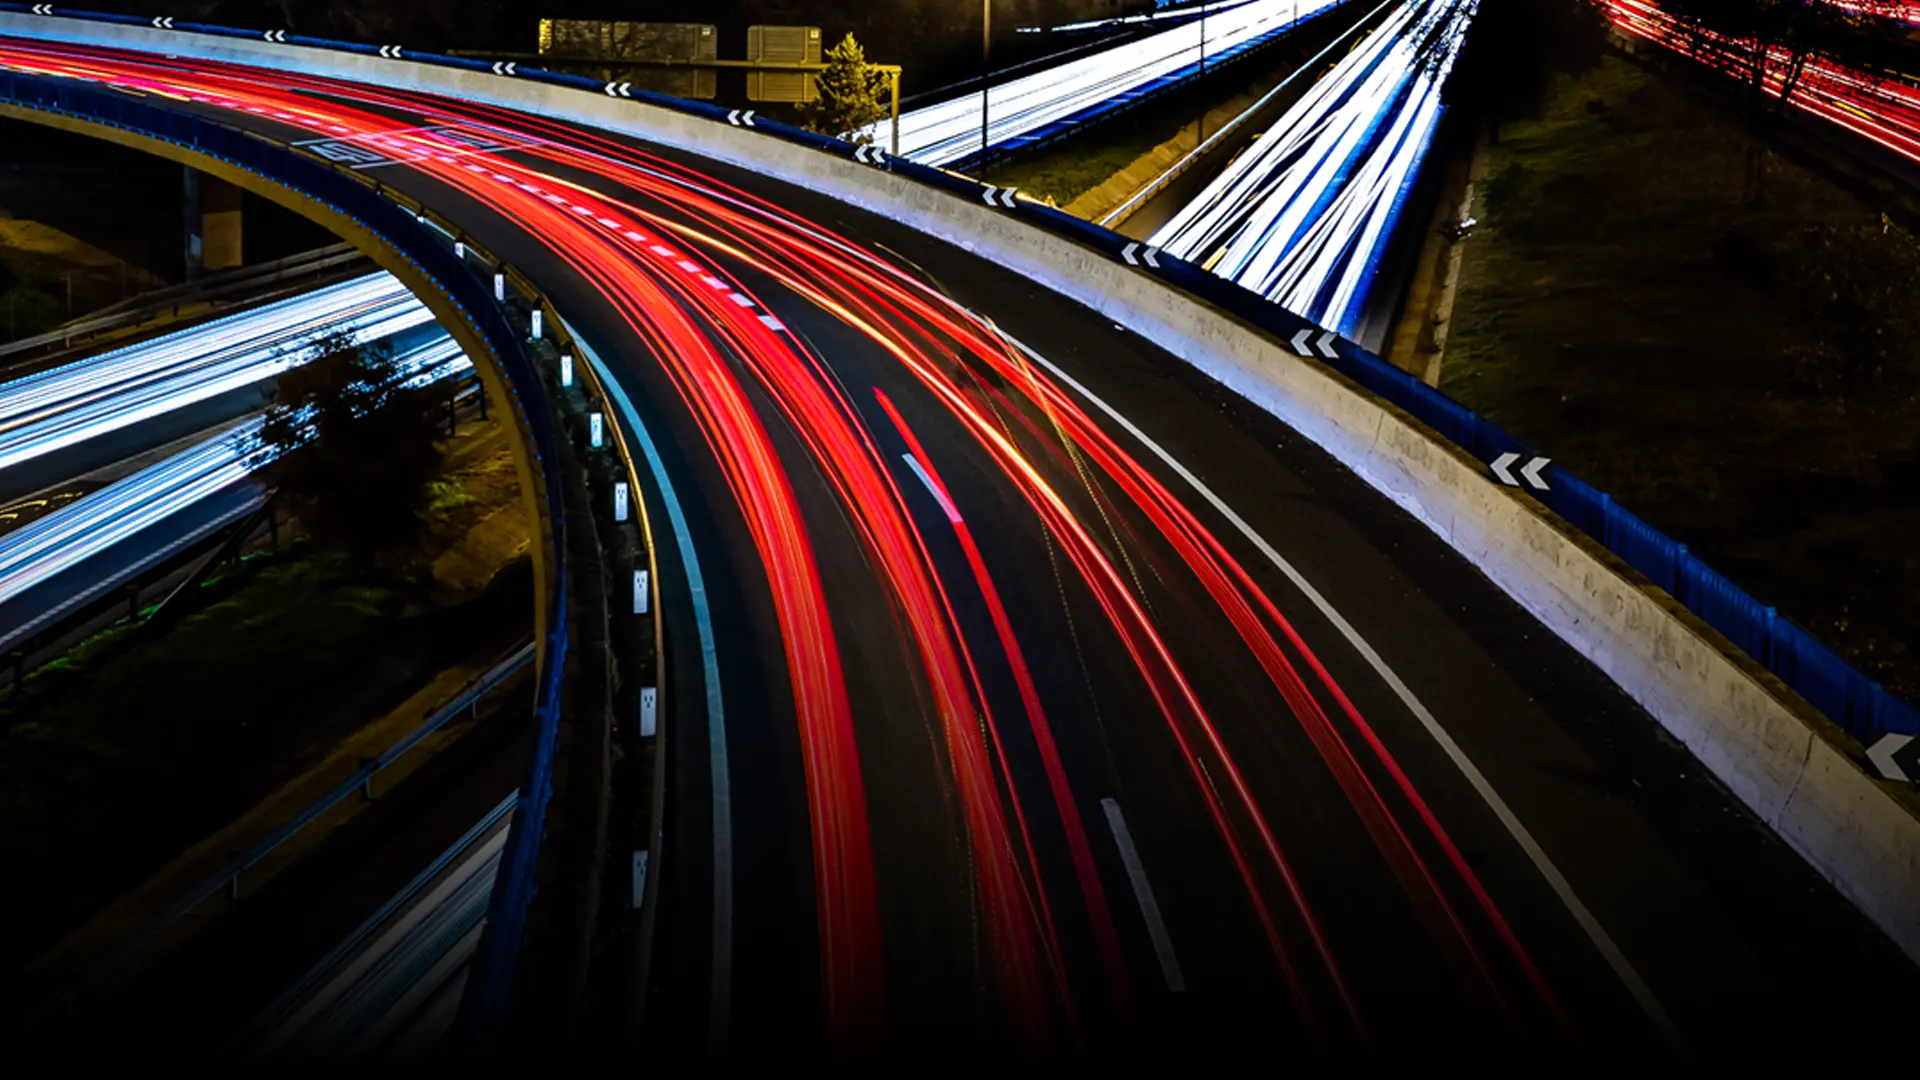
[745,25,821,103]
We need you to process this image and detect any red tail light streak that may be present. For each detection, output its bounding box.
[0,37,1592,1048]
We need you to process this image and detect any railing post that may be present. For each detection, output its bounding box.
[1764,606,1778,670]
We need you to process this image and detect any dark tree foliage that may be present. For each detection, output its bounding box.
[1657,0,1920,117]
[245,330,451,570]
[1444,0,1612,142]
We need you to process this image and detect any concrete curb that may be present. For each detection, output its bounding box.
[10,14,1915,962]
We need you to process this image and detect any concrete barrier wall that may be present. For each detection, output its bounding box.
[12,14,1916,960]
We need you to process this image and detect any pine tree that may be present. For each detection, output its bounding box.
[798,33,890,143]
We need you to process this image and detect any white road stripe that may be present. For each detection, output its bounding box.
[901,453,963,523]
[999,328,1684,1048]
[1100,797,1184,993]
[570,327,733,1045]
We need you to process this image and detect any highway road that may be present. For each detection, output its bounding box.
[1151,0,1476,337]
[872,0,1346,166]
[2,36,1916,1063]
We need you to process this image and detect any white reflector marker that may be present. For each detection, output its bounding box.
[560,353,574,388]
[640,686,658,738]
[589,412,604,448]
[530,308,543,339]
[493,273,504,302]
[631,850,649,909]
[1100,797,1184,992]
[613,481,629,522]
[633,569,650,615]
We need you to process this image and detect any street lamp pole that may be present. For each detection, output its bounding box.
[982,0,991,155]
[1201,4,1207,77]
[1199,2,1208,142]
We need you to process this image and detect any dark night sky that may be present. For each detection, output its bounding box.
[75,0,1159,95]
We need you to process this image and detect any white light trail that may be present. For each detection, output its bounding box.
[1151,0,1476,335]
[0,272,432,471]
[0,336,467,602]
[869,0,1345,165]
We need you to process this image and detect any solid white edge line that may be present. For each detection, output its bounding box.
[571,327,734,1047]
[998,328,1685,1049]
[1100,797,1185,993]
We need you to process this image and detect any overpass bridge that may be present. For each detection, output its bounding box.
[0,7,1916,1065]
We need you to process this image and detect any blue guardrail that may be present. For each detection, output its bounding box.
[1,0,1913,1035]
[0,61,577,1048]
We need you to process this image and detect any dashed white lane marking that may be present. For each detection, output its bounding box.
[1100,797,1184,993]
[996,328,1684,1048]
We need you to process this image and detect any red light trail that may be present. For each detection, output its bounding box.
[0,37,1590,1050]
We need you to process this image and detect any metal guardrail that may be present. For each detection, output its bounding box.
[0,243,366,360]
[18,640,533,1025]
[1098,0,1398,228]
[66,0,1893,745]
[3,0,1917,1031]
[239,786,519,1052]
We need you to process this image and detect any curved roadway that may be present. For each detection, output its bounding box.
[2,35,1914,1063]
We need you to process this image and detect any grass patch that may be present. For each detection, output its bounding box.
[0,421,533,966]
[1443,54,1920,701]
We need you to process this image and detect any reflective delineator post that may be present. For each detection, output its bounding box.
[560,353,574,388]
[633,569,650,615]
[494,272,504,302]
[531,308,543,339]
[589,412,604,448]
[613,481,629,522]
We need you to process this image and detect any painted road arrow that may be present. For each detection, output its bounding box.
[1868,733,1920,784]
[1491,452,1552,492]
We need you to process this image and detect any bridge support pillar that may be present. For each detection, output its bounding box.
[183,166,244,278]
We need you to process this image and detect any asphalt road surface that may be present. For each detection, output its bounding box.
[1,37,1914,1065]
